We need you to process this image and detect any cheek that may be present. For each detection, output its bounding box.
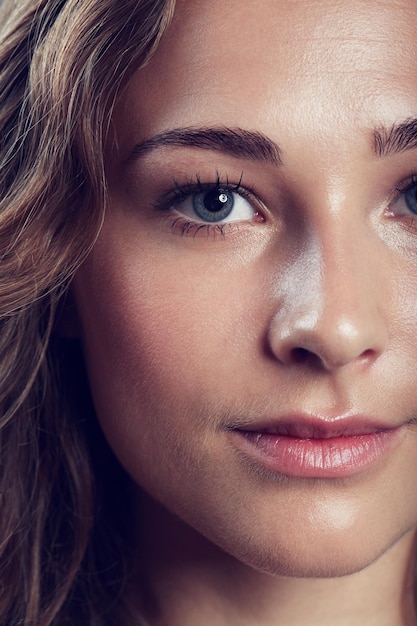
[72,234,266,486]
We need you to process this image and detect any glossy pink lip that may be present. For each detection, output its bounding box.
[229,416,403,478]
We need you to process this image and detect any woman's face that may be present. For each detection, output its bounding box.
[73,0,417,576]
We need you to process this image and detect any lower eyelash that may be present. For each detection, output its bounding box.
[169,216,236,238]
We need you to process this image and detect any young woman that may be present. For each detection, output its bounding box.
[1,0,417,624]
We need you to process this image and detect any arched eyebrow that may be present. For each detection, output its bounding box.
[127,126,282,165]
[374,118,417,157]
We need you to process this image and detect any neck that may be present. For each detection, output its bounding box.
[127,495,416,626]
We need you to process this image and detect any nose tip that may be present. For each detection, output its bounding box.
[268,306,388,372]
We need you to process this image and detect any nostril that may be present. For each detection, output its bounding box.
[357,348,376,364]
[290,347,326,370]
[290,345,377,371]
[292,347,311,364]
[267,304,389,371]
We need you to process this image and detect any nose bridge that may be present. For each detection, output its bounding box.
[319,213,371,320]
[268,207,388,370]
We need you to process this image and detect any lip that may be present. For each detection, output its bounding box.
[228,415,404,478]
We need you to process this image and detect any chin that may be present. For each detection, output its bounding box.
[248,553,378,579]
[228,545,380,580]
[208,523,405,581]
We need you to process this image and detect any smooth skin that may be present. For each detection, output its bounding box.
[73,0,417,623]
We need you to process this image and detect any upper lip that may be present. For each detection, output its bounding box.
[232,414,398,439]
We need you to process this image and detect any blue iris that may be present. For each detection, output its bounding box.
[192,188,235,222]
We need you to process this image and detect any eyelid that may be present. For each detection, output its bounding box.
[152,172,258,212]
[152,172,266,239]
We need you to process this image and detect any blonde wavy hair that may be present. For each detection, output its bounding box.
[0,0,175,623]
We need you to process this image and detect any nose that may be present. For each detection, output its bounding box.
[267,228,389,372]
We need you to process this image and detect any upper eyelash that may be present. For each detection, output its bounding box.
[153,172,254,211]
[394,172,417,195]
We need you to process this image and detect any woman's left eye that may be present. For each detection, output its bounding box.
[390,178,417,217]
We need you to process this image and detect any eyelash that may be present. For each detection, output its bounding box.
[390,172,417,229]
[394,172,417,195]
[153,173,259,238]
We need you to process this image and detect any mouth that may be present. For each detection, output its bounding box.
[228,416,404,479]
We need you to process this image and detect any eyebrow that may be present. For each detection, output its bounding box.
[374,118,417,157]
[127,126,282,165]
[127,120,417,165]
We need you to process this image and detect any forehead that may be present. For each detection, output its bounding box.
[113,0,417,154]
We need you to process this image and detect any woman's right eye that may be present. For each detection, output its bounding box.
[390,177,417,218]
[175,186,257,224]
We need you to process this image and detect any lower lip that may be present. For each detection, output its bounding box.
[230,428,402,478]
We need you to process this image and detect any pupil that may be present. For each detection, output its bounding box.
[204,189,230,213]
